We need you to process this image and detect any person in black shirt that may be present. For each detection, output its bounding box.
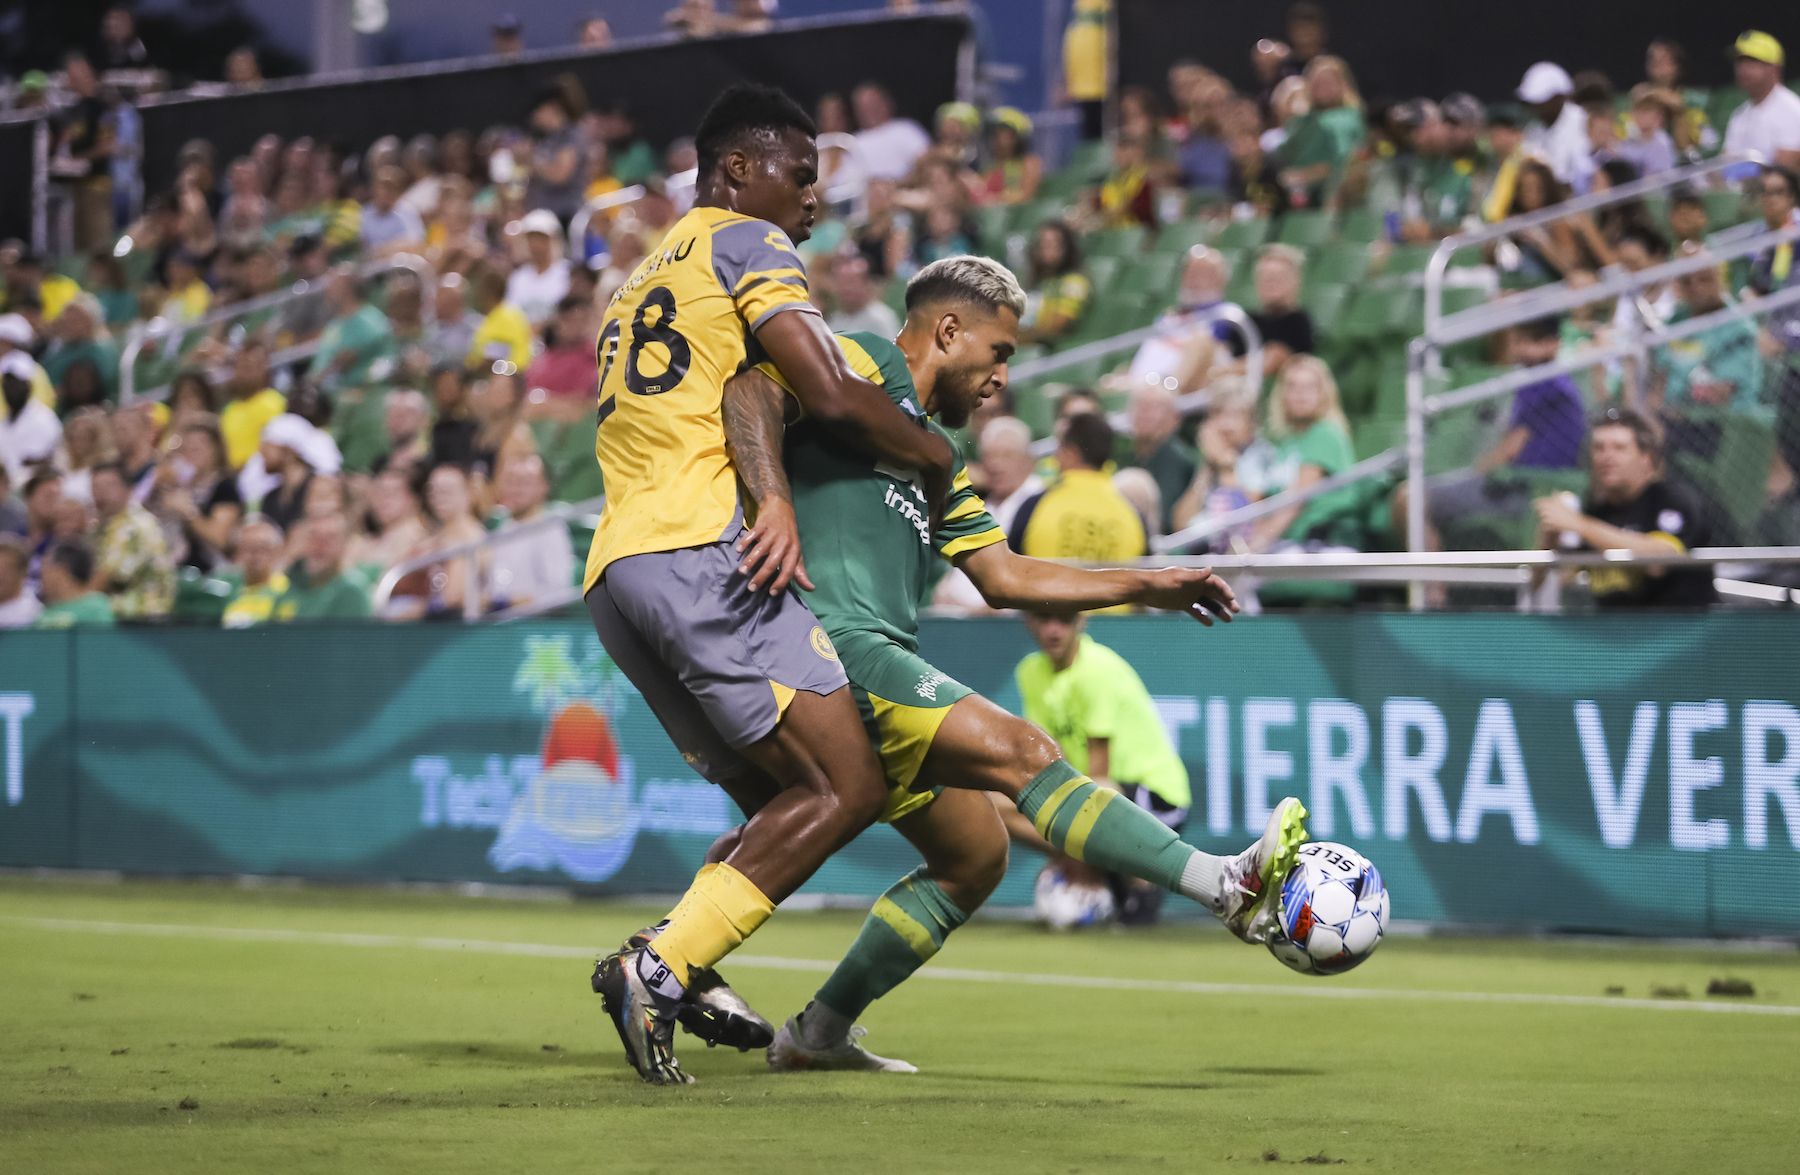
[1532,408,1715,609]
[1246,245,1314,376]
[53,54,116,251]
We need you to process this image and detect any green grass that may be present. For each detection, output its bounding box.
[2,878,1796,1174]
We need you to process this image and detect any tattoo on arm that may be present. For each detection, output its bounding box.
[723,368,796,507]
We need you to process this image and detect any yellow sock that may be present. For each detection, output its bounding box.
[646,862,775,987]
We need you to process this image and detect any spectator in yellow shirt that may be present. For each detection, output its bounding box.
[467,267,534,370]
[1011,413,1148,599]
[1063,0,1110,140]
[217,341,287,470]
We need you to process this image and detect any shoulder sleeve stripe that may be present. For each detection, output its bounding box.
[952,468,973,493]
[945,496,989,522]
[939,527,1007,559]
[835,335,887,384]
[735,267,809,294]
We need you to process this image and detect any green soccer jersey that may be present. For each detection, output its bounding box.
[1014,633,1191,808]
[761,331,1006,650]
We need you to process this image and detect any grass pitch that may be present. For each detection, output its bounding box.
[2,877,1796,1174]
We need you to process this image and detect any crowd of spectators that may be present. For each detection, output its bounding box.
[8,3,1800,620]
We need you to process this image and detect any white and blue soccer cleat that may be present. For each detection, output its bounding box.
[1221,797,1310,944]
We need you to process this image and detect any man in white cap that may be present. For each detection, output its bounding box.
[504,208,572,327]
[1724,31,1800,172]
[0,313,54,412]
[0,351,61,484]
[1517,62,1593,192]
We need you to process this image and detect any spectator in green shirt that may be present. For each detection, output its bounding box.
[1651,246,1765,424]
[33,538,115,627]
[40,294,119,408]
[274,511,373,621]
[1011,610,1192,925]
[1276,56,1364,208]
[1248,354,1359,551]
[307,269,398,392]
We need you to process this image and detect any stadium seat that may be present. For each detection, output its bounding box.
[1084,225,1149,258]
[1337,207,1385,244]
[1210,217,1270,250]
[1302,283,1351,338]
[1276,210,1336,248]
[1152,220,1211,255]
[1035,168,1090,202]
[1083,255,1123,298]
[1305,241,1370,286]
[1337,288,1413,341]
[1064,139,1111,180]
[1382,244,1439,276]
[173,567,234,625]
[1703,190,1752,230]
[1111,252,1182,298]
[973,205,1011,254]
[1066,290,1154,344]
[1184,188,1229,216]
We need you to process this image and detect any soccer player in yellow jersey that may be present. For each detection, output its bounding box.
[585,84,955,1084]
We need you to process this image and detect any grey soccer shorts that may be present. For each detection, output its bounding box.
[586,536,849,786]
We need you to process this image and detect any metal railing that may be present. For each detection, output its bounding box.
[1015,303,1262,457]
[1154,448,1404,553]
[372,495,604,623]
[1403,215,1800,609]
[564,185,649,262]
[1422,151,1763,340]
[118,253,436,404]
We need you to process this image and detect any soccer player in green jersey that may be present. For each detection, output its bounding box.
[694,255,1309,1072]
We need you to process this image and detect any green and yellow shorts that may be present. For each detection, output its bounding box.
[832,628,974,824]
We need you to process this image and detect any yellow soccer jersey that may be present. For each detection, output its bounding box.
[584,205,815,590]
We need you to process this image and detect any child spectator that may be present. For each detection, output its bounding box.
[1020,221,1090,346]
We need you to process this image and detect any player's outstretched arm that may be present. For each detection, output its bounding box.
[723,367,812,595]
[955,543,1239,625]
[755,310,954,525]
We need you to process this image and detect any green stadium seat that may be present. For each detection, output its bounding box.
[173,567,233,625]
[881,278,908,319]
[1184,188,1229,216]
[1352,415,1404,461]
[973,205,1011,253]
[332,387,394,475]
[1036,168,1090,201]
[1111,253,1182,297]
[1210,217,1271,250]
[1064,291,1155,347]
[1081,255,1122,299]
[1305,241,1370,286]
[1275,210,1336,247]
[1705,89,1747,144]
[1383,244,1439,276]
[1008,198,1065,236]
[1083,225,1149,258]
[1337,288,1414,341]
[1153,220,1211,255]
[1704,190,1752,230]
[1301,283,1351,338]
[1064,139,1111,180]
[1223,263,1257,308]
[532,418,607,504]
[1337,207,1385,244]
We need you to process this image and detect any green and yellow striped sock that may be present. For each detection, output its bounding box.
[812,868,968,1026]
[1016,760,1227,912]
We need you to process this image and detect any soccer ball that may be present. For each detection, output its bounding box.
[1265,842,1388,975]
[1034,866,1116,930]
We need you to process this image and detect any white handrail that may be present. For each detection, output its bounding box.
[1153,448,1404,553]
[564,185,649,262]
[371,495,603,622]
[119,253,436,404]
[1019,303,1263,457]
[1422,151,1765,339]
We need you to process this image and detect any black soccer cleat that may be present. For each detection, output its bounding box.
[623,927,775,1052]
[591,948,693,1085]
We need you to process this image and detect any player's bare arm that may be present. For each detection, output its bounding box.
[756,309,955,527]
[953,541,1239,625]
[723,366,810,594]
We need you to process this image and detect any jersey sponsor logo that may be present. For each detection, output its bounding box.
[882,479,931,545]
[809,626,839,661]
[915,670,953,702]
[763,228,797,254]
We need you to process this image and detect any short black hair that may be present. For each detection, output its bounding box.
[1762,164,1800,200]
[1060,412,1114,470]
[695,83,817,179]
[1516,315,1562,342]
[1619,224,1670,258]
[1669,186,1705,212]
[0,534,26,573]
[90,460,127,485]
[1592,405,1662,461]
[48,537,95,584]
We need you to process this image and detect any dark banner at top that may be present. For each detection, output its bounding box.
[138,10,970,198]
[1118,1,1797,106]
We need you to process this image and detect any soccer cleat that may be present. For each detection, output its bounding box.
[1220,797,1310,944]
[766,1016,918,1074]
[591,948,694,1085]
[624,926,774,1052]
